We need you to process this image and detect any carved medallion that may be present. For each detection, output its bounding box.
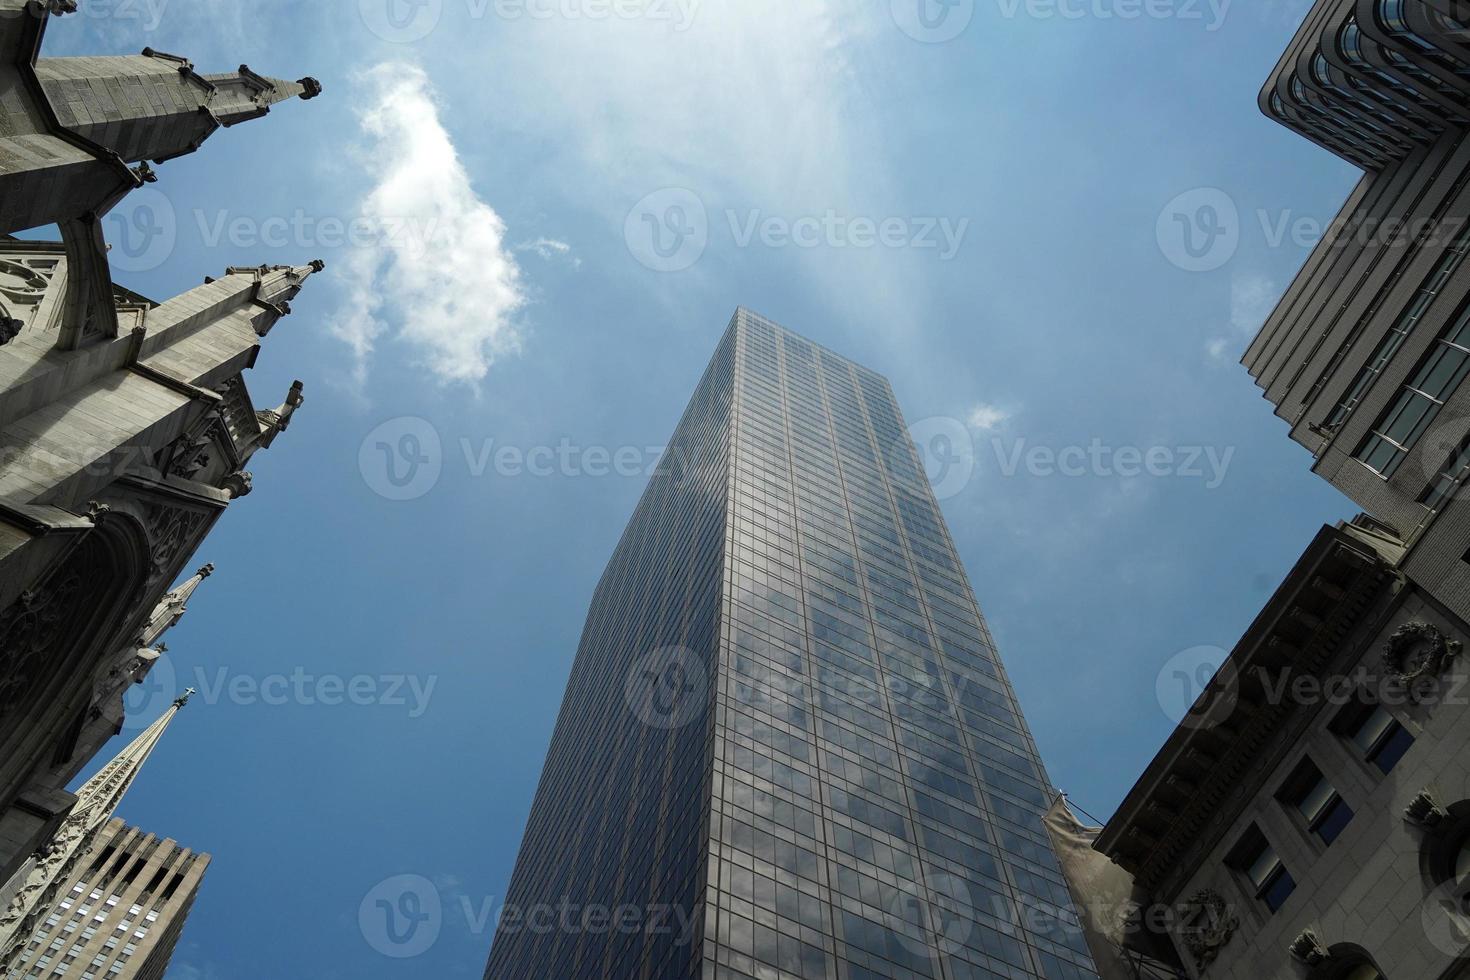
[1177,889,1238,967]
[1383,622,1462,693]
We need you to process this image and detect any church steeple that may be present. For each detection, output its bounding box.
[34,52,322,165]
[0,698,193,963]
[137,565,213,650]
[0,1,322,235]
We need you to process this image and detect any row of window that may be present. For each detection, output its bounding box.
[1229,702,1414,914]
[710,317,1091,978]
[1355,287,1470,479]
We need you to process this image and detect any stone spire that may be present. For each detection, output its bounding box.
[136,565,213,649]
[34,53,323,165]
[0,0,322,234]
[0,696,193,963]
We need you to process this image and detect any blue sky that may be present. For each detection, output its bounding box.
[41,0,1363,975]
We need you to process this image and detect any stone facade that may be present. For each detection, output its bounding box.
[0,693,198,970]
[0,0,319,901]
[1076,3,1470,979]
[1093,521,1470,980]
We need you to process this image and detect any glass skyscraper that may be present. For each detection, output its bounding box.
[486,310,1096,980]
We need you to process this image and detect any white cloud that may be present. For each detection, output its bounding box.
[967,403,1011,431]
[518,238,580,267]
[329,62,526,388]
[1206,273,1278,362]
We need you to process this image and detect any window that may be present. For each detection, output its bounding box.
[1278,758,1355,845]
[1229,825,1297,913]
[1326,224,1470,432]
[1335,702,1415,774]
[1421,429,1470,507]
[1356,304,1470,477]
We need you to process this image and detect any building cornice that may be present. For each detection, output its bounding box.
[1095,522,1402,893]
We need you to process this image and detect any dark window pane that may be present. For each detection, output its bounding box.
[1372,723,1416,774]
[1314,797,1354,845]
[1262,867,1297,913]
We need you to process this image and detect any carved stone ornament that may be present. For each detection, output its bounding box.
[167,437,211,479]
[1177,889,1239,966]
[220,471,253,499]
[26,0,78,15]
[1382,622,1462,693]
[0,573,83,717]
[1406,788,1452,828]
[1289,930,1329,966]
[141,502,209,582]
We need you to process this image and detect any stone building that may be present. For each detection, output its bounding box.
[0,0,319,901]
[9,818,209,980]
[1087,518,1470,980]
[0,694,204,975]
[1064,3,1470,979]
